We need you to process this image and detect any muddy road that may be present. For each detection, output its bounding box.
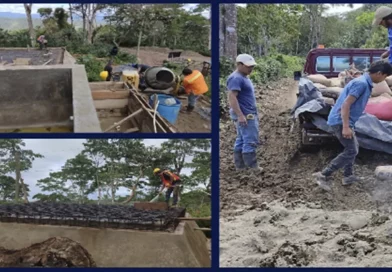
[219,78,392,267]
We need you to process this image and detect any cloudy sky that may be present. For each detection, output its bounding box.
[18,139,199,200]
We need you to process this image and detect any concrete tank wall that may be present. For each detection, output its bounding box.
[0,221,210,267]
[0,68,73,128]
[0,65,101,132]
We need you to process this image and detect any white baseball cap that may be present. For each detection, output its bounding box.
[236,54,257,66]
[373,6,392,26]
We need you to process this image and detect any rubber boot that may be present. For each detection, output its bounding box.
[234,151,246,170]
[243,152,263,173]
[181,105,194,114]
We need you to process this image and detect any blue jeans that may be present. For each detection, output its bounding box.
[234,118,260,153]
[188,93,199,107]
[165,181,181,205]
[322,125,359,177]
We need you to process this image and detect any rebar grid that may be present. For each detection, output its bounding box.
[0,203,186,232]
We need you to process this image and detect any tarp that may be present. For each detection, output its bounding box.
[292,78,392,154]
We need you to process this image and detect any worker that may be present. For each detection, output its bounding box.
[373,6,392,63]
[180,68,209,113]
[313,61,392,191]
[227,54,263,172]
[131,63,151,75]
[102,59,113,81]
[154,168,182,207]
[37,35,47,50]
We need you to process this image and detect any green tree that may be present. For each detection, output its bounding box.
[0,139,43,201]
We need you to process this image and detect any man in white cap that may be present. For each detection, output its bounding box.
[226,54,262,172]
[373,6,392,63]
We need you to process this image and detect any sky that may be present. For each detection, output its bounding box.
[0,4,210,18]
[18,139,200,201]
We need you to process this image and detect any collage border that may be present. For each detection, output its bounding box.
[2,0,391,271]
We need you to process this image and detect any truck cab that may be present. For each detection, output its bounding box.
[303,48,386,78]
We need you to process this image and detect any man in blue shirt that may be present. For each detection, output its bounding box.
[313,61,392,191]
[373,6,392,63]
[226,54,262,172]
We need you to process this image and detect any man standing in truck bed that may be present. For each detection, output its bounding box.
[373,6,392,63]
[313,61,392,191]
[226,54,262,173]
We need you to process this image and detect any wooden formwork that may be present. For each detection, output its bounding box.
[89,82,176,133]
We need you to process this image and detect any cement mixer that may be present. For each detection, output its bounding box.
[142,66,183,96]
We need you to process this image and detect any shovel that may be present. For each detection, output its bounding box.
[149,193,160,203]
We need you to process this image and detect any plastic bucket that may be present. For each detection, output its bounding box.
[149,94,181,125]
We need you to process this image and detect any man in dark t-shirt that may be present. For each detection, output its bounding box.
[103,59,113,81]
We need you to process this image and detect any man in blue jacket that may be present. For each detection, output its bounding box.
[373,6,392,63]
[313,61,392,191]
[226,54,262,172]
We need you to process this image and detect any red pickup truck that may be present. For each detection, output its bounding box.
[302,48,386,78]
[293,48,386,151]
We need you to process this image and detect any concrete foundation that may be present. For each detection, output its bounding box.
[0,48,65,65]
[0,220,210,267]
[0,65,101,132]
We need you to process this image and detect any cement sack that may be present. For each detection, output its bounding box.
[365,99,392,121]
[368,94,392,104]
[386,75,392,86]
[320,87,343,99]
[307,74,332,87]
[372,81,392,97]
[375,166,392,181]
[330,77,342,87]
[313,83,327,90]
[144,67,176,90]
[142,86,174,95]
[322,96,335,106]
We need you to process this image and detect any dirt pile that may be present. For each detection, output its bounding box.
[219,78,392,267]
[0,237,96,267]
[120,47,210,67]
[220,201,392,267]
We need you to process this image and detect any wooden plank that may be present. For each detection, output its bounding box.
[94,99,128,109]
[134,202,168,211]
[92,90,130,100]
[14,58,31,65]
[124,127,139,133]
[89,82,125,91]
[104,108,143,132]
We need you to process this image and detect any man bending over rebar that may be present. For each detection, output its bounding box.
[313,61,392,191]
[154,168,182,207]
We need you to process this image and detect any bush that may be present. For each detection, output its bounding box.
[76,54,105,82]
[114,51,137,64]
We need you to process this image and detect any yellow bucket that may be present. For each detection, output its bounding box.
[122,70,139,89]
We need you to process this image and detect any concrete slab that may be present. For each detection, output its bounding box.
[0,48,64,65]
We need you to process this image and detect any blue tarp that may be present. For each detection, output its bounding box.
[292,78,392,154]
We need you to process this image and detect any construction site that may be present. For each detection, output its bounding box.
[219,77,392,267]
[0,47,211,133]
[0,202,210,267]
